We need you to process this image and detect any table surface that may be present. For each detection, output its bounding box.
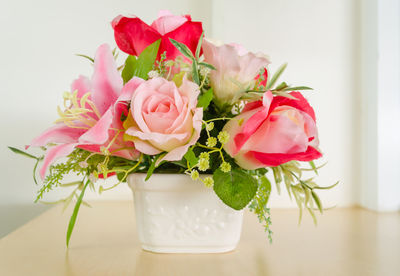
[1,202,399,276]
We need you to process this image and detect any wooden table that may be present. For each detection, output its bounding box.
[1,202,399,275]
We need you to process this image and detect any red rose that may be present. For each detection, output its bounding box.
[112,10,203,60]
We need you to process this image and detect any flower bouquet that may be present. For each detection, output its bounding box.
[10,10,337,252]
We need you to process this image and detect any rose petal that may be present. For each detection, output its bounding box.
[129,138,162,155]
[112,15,162,56]
[251,146,323,167]
[241,110,309,154]
[126,126,188,151]
[160,21,203,60]
[269,92,316,121]
[158,107,203,164]
[151,11,188,35]
[233,92,273,152]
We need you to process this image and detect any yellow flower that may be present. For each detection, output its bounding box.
[203,177,214,187]
[220,162,231,173]
[217,131,230,145]
[198,158,210,171]
[191,170,199,180]
[206,137,217,147]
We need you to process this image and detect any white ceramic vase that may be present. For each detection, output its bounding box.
[127,173,244,253]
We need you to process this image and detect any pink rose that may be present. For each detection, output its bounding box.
[124,77,203,162]
[223,91,322,169]
[112,10,203,60]
[202,39,270,106]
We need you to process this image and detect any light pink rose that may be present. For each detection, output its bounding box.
[223,91,322,170]
[125,77,203,163]
[202,39,270,106]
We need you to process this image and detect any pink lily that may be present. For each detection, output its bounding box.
[29,44,143,179]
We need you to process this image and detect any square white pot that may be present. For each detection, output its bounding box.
[127,173,244,253]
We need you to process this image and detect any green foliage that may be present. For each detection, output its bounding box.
[8,146,38,160]
[75,54,94,63]
[266,63,287,90]
[35,158,80,203]
[192,60,200,85]
[195,32,204,60]
[66,180,89,247]
[122,55,137,84]
[122,39,161,82]
[271,161,338,225]
[145,153,166,181]
[249,175,273,243]
[283,86,313,91]
[213,168,258,210]
[8,147,43,185]
[184,148,198,167]
[169,38,195,60]
[197,88,213,109]
[198,62,216,71]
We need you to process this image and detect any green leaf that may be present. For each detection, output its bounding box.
[259,176,271,203]
[122,39,161,82]
[8,146,38,160]
[75,54,94,63]
[121,55,137,84]
[197,88,213,109]
[145,153,166,181]
[272,91,298,100]
[312,190,323,214]
[291,186,304,224]
[309,160,318,175]
[283,174,293,200]
[307,207,317,225]
[198,62,216,70]
[283,86,313,91]
[271,167,282,195]
[266,63,287,90]
[313,181,339,190]
[33,159,40,185]
[213,168,258,210]
[274,82,288,91]
[195,32,204,60]
[169,38,195,60]
[172,71,185,87]
[192,60,200,85]
[184,148,198,168]
[134,39,160,79]
[66,180,89,247]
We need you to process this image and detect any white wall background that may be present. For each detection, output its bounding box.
[0,0,364,236]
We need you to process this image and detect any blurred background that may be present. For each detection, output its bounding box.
[0,0,399,237]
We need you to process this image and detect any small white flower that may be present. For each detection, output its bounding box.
[89,173,97,183]
[79,161,88,168]
[148,70,159,79]
[200,66,210,77]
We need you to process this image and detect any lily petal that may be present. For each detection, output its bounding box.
[29,123,86,147]
[40,143,77,179]
[78,108,113,145]
[91,44,123,115]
